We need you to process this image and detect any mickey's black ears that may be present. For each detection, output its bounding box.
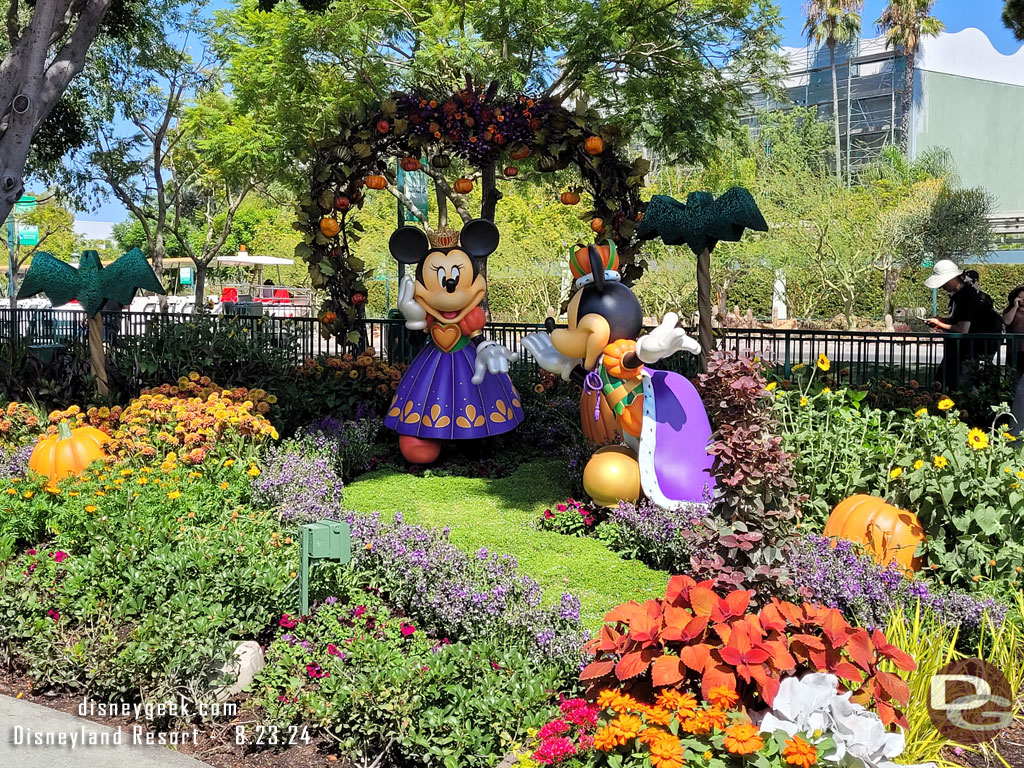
[389,227,430,264]
[460,218,499,259]
[588,245,606,291]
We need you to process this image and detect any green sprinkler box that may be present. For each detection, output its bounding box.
[28,343,65,365]
[298,519,351,615]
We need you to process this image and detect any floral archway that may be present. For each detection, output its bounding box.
[295,79,652,340]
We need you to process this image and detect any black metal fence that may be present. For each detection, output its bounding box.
[1,308,1020,388]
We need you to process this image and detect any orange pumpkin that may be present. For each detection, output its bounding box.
[590,218,604,233]
[823,494,925,573]
[400,157,421,172]
[584,136,605,155]
[453,177,474,194]
[561,191,580,206]
[29,422,109,482]
[319,217,341,238]
[321,311,337,324]
[365,174,388,190]
[504,166,519,177]
[509,144,531,160]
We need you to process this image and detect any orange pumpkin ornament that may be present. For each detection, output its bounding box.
[590,218,604,233]
[453,177,474,194]
[584,136,605,155]
[509,144,530,160]
[365,174,388,190]
[319,217,341,238]
[504,166,519,177]
[400,157,421,172]
[29,422,109,483]
[561,190,580,206]
[824,494,925,573]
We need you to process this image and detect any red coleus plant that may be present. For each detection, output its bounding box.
[581,576,916,728]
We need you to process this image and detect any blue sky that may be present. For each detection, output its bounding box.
[81,0,1023,225]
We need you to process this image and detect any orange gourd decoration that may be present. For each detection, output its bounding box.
[561,190,580,206]
[319,217,340,237]
[453,177,474,194]
[509,144,530,160]
[590,218,604,233]
[400,157,421,172]
[504,166,519,177]
[29,422,109,482]
[584,136,605,155]
[365,174,388,190]
[824,494,925,573]
[580,389,622,446]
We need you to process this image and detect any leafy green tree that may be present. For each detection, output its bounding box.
[920,185,994,263]
[877,0,944,148]
[804,0,863,183]
[1004,0,1024,40]
[1,191,79,307]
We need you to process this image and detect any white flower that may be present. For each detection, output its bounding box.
[755,673,936,768]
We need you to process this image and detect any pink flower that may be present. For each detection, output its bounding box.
[46,609,59,622]
[352,605,367,618]
[326,643,346,659]
[51,551,68,563]
[556,504,567,512]
[559,698,599,729]
[544,510,554,519]
[26,549,36,556]
[537,719,570,740]
[531,736,576,765]
[400,622,416,637]
[279,614,298,628]
[306,664,329,679]
[490,661,503,671]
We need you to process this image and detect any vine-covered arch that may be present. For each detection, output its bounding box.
[295,79,652,338]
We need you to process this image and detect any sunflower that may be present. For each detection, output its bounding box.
[816,354,830,372]
[934,455,949,469]
[889,467,903,479]
[723,722,764,755]
[913,459,924,470]
[782,735,817,768]
[937,397,955,411]
[967,428,989,451]
[914,407,928,418]
[799,396,808,407]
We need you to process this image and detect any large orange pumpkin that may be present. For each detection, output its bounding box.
[453,177,474,194]
[29,422,109,482]
[365,174,388,190]
[584,136,605,155]
[319,217,340,238]
[823,494,925,573]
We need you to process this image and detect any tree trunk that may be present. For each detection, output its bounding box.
[901,50,915,150]
[882,266,897,321]
[696,247,715,371]
[194,260,207,309]
[88,313,108,396]
[830,43,842,183]
[8,256,17,310]
[152,232,168,313]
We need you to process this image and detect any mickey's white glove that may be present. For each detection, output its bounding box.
[398,275,427,330]
[522,332,581,381]
[635,312,702,364]
[471,340,519,384]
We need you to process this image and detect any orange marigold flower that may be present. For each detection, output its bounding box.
[707,685,740,710]
[782,735,817,768]
[610,714,643,742]
[637,727,667,746]
[648,732,685,768]
[596,689,619,710]
[593,725,618,752]
[643,706,673,726]
[612,693,640,712]
[723,723,764,755]
[703,707,729,732]
[680,713,711,736]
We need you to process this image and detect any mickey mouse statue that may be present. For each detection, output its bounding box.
[523,242,715,509]
[385,218,523,464]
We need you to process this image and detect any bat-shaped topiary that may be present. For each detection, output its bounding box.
[17,248,165,395]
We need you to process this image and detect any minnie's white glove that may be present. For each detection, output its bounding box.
[635,312,702,363]
[471,340,519,384]
[398,275,427,330]
[522,333,581,381]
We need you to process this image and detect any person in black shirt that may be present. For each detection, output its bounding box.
[925,261,1001,390]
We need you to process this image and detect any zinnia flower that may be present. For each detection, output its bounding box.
[723,722,763,754]
[592,725,618,752]
[708,685,740,710]
[782,735,817,767]
[610,713,643,741]
[648,732,684,768]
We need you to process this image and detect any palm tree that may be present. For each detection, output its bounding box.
[877,0,945,148]
[804,1,863,183]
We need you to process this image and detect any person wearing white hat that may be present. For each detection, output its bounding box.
[923,260,997,390]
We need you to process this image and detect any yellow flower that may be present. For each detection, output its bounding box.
[137,477,149,485]
[890,467,903,479]
[119,468,133,476]
[1016,470,1024,480]
[913,460,924,470]
[247,466,261,477]
[766,382,777,392]
[22,490,33,499]
[821,387,831,394]
[967,428,989,451]
[799,396,808,407]
[223,459,235,467]
[816,353,830,372]
[1004,432,1017,442]
[937,397,955,411]
[84,505,98,513]
[934,455,948,469]
[5,488,16,495]
[220,481,230,490]
[167,490,182,500]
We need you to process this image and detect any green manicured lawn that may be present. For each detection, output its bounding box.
[343,459,668,629]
